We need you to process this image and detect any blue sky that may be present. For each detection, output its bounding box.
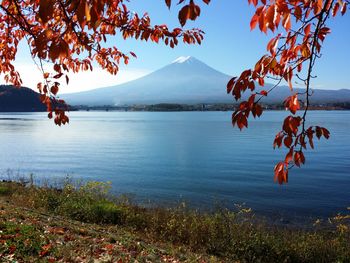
[6,1,350,93]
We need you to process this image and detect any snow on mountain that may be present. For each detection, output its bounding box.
[172,56,193,64]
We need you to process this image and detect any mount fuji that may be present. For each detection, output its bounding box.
[63,56,350,106]
[63,56,233,106]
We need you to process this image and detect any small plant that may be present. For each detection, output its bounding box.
[0,185,10,196]
[91,201,124,224]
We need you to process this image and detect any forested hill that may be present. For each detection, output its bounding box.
[0,85,46,112]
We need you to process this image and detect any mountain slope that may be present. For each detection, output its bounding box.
[63,56,350,106]
[63,56,232,105]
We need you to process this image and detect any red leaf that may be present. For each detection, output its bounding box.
[341,2,347,15]
[284,94,300,114]
[283,116,301,136]
[274,162,288,184]
[284,147,294,164]
[322,127,330,139]
[294,6,302,20]
[178,1,201,27]
[250,14,259,30]
[266,4,276,31]
[9,244,16,254]
[51,85,59,95]
[304,24,311,36]
[332,2,340,16]
[259,12,267,33]
[294,151,305,167]
[273,132,284,149]
[252,103,263,118]
[227,77,236,94]
[237,114,248,130]
[178,5,190,27]
[248,0,258,6]
[260,90,268,96]
[282,13,291,31]
[39,0,54,24]
[40,243,52,257]
[316,127,330,139]
[267,35,280,55]
[284,136,293,148]
[306,129,315,149]
[165,0,171,9]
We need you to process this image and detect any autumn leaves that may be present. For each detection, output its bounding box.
[165,0,210,27]
[1,0,347,183]
[1,0,209,125]
[226,0,348,183]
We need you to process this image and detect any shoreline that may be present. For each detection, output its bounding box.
[0,174,347,229]
[2,103,350,113]
[1,179,349,262]
[1,177,348,228]
[71,103,350,112]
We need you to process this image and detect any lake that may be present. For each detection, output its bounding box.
[0,111,349,223]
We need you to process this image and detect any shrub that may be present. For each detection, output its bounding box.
[0,185,10,196]
[91,201,124,224]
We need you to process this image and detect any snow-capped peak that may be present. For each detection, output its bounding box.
[172,56,192,64]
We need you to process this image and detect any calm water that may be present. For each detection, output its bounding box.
[0,111,349,222]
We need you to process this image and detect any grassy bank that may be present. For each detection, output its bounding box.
[0,180,349,262]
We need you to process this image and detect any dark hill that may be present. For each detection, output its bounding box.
[0,85,46,112]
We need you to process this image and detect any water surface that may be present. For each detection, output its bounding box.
[0,111,349,222]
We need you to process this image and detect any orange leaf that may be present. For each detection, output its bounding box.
[282,13,291,31]
[259,12,267,33]
[332,2,340,16]
[267,35,280,55]
[250,14,259,30]
[266,5,276,31]
[284,136,293,148]
[284,147,294,164]
[274,162,288,184]
[304,24,311,36]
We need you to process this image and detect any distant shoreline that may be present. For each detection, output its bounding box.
[1,102,350,113]
[69,102,350,112]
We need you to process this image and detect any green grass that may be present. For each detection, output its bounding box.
[0,179,349,262]
[0,222,48,259]
[0,185,11,196]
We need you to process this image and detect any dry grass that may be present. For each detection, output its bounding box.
[0,180,349,262]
